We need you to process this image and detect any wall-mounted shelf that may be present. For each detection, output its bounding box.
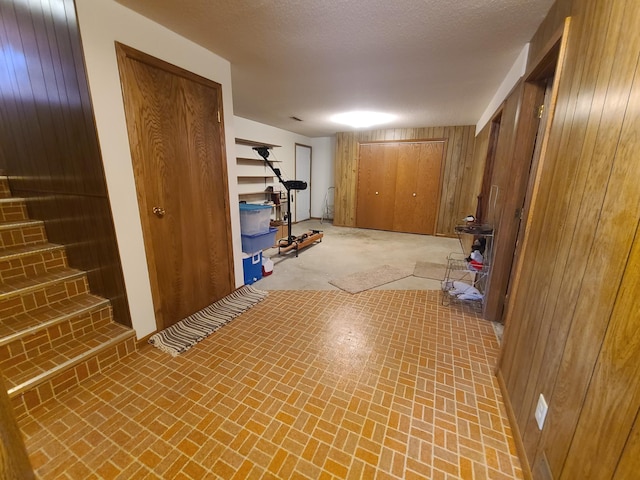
[235,138,281,208]
[237,156,281,163]
[235,138,281,149]
[239,191,271,197]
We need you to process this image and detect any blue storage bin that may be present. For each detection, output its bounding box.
[239,203,272,235]
[241,227,277,253]
[242,252,262,285]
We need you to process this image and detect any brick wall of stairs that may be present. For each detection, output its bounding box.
[0,176,136,420]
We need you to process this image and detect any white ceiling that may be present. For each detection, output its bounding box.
[114,0,554,137]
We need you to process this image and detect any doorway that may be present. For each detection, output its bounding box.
[483,24,569,323]
[295,144,312,222]
[116,43,235,331]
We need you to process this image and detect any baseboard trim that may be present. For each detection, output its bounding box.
[497,369,533,480]
[136,332,155,348]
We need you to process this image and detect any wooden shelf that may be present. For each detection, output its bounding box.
[235,138,281,148]
[237,175,275,180]
[237,156,281,163]
[238,191,271,196]
[235,138,280,206]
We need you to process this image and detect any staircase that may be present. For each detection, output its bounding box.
[0,176,136,420]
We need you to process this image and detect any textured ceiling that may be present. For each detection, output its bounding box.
[114,0,554,137]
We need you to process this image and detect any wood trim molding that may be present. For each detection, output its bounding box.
[497,370,533,480]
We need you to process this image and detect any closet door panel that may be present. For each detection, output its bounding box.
[356,143,397,230]
[393,141,444,234]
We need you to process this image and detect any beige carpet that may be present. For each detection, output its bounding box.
[329,264,413,293]
[413,261,448,280]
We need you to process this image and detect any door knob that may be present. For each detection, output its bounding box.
[375,191,379,195]
[152,206,166,218]
[412,193,417,197]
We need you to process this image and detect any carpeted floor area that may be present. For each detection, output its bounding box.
[19,290,522,479]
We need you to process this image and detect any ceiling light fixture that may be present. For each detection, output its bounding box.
[330,111,396,129]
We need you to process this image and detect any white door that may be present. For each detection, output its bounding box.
[295,144,312,222]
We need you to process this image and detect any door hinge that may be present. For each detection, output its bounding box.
[217,110,221,123]
[537,104,545,119]
[515,208,523,220]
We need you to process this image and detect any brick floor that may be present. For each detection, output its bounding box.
[19,290,522,479]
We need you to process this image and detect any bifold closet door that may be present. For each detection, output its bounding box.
[393,141,444,234]
[356,141,444,234]
[356,143,398,230]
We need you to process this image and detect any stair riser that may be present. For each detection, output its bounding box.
[1,178,139,424]
[0,178,9,198]
[0,304,113,371]
[10,335,137,421]
[0,223,47,250]
[0,275,89,318]
[0,200,28,222]
[0,248,68,284]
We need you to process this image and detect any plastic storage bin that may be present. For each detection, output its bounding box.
[239,204,272,235]
[242,252,262,285]
[241,227,277,253]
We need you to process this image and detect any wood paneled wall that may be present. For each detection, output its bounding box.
[0,0,131,326]
[334,126,477,235]
[498,0,640,478]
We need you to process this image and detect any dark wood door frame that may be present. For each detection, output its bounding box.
[476,115,501,224]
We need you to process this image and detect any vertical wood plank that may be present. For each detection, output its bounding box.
[614,412,640,479]
[560,221,640,479]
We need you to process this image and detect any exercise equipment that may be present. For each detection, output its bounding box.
[253,146,323,256]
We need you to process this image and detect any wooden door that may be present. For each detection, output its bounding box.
[393,141,444,234]
[116,44,234,331]
[356,143,398,230]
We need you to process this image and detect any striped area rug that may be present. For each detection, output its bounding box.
[148,285,268,356]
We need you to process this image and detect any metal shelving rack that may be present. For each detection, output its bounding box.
[441,224,494,311]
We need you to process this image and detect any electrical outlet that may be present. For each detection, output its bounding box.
[535,393,548,430]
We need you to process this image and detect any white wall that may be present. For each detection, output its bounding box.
[476,44,530,133]
[75,0,243,338]
[233,117,334,221]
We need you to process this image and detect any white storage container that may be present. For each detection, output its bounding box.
[239,204,271,235]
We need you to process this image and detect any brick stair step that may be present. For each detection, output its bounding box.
[0,243,67,284]
[0,197,28,222]
[0,267,88,300]
[0,219,47,250]
[0,268,89,318]
[0,176,9,198]
[0,292,108,346]
[5,322,135,397]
